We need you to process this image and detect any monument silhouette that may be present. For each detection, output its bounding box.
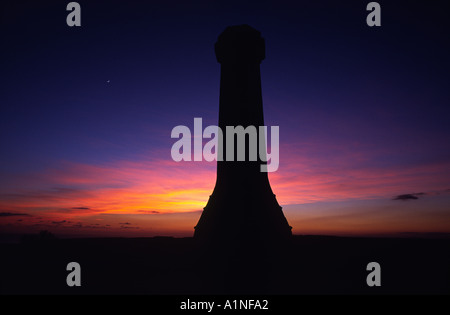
[194,25,292,246]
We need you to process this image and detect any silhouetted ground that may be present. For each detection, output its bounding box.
[1,235,449,294]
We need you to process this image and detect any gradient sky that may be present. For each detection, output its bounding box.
[1,0,449,240]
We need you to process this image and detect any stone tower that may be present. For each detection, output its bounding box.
[194,25,292,245]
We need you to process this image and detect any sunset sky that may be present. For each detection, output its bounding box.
[1,1,449,240]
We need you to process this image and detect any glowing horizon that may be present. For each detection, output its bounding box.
[1,145,450,239]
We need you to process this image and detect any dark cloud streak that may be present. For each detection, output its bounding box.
[138,210,160,214]
[0,212,31,217]
[393,193,426,201]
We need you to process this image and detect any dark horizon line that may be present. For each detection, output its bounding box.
[2,232,450,244]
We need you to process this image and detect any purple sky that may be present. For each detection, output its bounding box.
[1,0,449,239]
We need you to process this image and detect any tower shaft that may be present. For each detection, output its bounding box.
[194,25,292,244]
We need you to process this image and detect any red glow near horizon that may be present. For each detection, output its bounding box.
[1,149,450,238]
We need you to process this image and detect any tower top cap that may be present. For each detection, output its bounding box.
[215,25,265,64]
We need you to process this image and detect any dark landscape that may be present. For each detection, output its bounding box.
[1,235,449,295]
